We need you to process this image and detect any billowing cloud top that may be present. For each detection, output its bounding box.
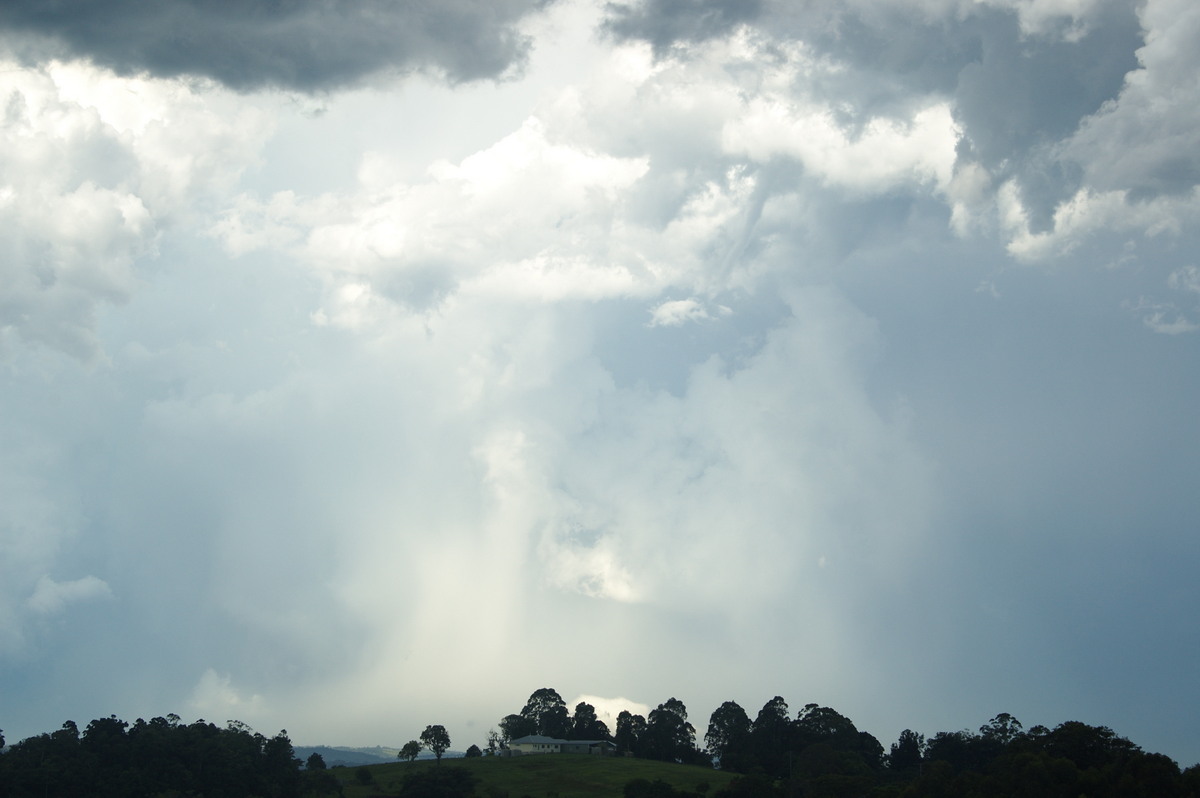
[1,0,1199,771]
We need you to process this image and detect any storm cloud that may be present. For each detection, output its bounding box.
[0,0,552,90]
[1,0,1198,771]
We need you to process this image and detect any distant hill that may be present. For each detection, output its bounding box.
[294,744,460,767]
[294,745,397,767]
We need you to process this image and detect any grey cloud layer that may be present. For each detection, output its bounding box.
[603,0,763,53]
[2,0,1199,769]
[0,0,551,89]
[604,0,1144,223]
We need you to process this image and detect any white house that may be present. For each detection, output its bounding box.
[509,735,563,754]
[508,735,616,756]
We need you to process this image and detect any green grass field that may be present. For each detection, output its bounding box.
[333,753,737,797]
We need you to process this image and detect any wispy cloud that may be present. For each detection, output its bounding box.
[26,575,112,615]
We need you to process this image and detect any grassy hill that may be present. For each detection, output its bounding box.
[333,753,737,798]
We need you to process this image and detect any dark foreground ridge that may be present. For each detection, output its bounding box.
[2,688,1199,796]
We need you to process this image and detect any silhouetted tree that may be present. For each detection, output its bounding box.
[400,739,423,762]
[1038,720,1140,771]
[615,710,647,757]
[262,729,302,797]
[705,701,752,772]
[499,713,537,743]
[644,698,704,765]
[420,725,451,763]
[887,728,925,771]
[9,704,1194,798]
[1182,763,1200,796]
[793,704,857,750]
[570,702,611,740]
[924,728,983,772]
[750,696,791,778]
[3,715,303,798]
[979,712,1024,746]
[521,688,571,738]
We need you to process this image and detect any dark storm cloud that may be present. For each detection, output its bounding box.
[0,0,553,90]
[950,6,1140,166]
[949,4,1142,227]
[602,0,1143,228]
[602,0,763,54]
[1061,1,1200,201]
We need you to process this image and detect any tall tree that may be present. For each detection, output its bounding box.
[541,704,572,739]
[1038,721,1140,771]
[570,702,611,740]
[793,704,857,748]
[644,698,701,764]
[794,703,885,768]
[399,740,423,762]
[751,696,791,778]
[499,714,537,743]
[82,715,131,778]
[520,688,572,738]
[419,725,451,763]
[260,730,302,798]
[615,711,647,757]
[888,729,925,771]
[979,713,1024,746]
[924,729,982,772]
[705,700,753,772]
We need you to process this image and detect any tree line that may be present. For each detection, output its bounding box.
[3,690,1199,797]
[0,715,303,798]
[490,687,1200,797]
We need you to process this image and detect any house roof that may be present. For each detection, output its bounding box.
[509,735,615,746]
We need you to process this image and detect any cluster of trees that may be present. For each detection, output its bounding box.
[492,689,1200,797]
[704,696,885,779]
[397,724,453,764]
[4,692,1198,797]
[496,687,614,744]
[886,715,1200,798]
[0,715,303,798]
[494,688,708,765]
[613,699,711,766]
[701,697,1200,798]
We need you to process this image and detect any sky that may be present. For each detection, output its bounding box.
[1,0,1198,767]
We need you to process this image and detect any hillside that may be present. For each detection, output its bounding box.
[294,745,402,767]
[335,754,736,798]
